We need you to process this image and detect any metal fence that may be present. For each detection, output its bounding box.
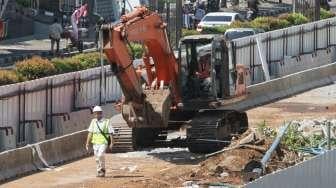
[230,16,336,85]
[245,149,336,188]
[294,0,320,20]
[0,66,122,147]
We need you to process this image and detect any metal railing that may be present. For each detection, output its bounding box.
[230,16,336,85]
[0,66,122,146]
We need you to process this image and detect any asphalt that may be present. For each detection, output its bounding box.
[0,34,96,68]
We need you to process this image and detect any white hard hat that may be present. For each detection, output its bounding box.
[93,106,103,112]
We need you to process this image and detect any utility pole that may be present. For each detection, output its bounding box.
[315,0,320,21]
[121,0,126,15]
[87,0,95,26]
[221,0,227,8]
[176,0,183,49]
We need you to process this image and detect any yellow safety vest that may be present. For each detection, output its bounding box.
[90,119,109,145]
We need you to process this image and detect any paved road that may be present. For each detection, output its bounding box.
[3,83,336,188]
[0,34,96,68]
[0,35,67,57]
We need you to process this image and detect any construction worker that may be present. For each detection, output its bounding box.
[49,18,63,55]
[86,106,114,177]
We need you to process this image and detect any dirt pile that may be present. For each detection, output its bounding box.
[160,129,300,186]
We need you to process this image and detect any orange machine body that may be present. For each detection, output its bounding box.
[102,7,180,128]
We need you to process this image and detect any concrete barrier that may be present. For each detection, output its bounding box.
[0,146,38,182]
[0,130,91,182]
[225,62,336,111]
[36,130,89,166]
[0,131,16,152]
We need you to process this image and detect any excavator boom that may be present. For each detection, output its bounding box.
[102,7,180,128]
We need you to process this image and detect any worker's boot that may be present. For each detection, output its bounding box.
[97,169,105,177]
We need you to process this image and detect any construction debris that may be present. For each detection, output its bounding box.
[243,122,291,182]
[157,128,298,186]
[281,118,336,158]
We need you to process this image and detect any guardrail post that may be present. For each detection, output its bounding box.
[256,37,270,81]
[327,121,331,150]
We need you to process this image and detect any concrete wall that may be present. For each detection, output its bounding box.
[53,103,119,136]
[0,130,91,182]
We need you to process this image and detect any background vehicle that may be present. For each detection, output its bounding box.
[224,28,264,41]
[197,12,244,32]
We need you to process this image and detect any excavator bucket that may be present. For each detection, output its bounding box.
[122,89,172,128]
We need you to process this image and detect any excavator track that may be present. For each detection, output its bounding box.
[110,114,135,153]
[187,110,248,153]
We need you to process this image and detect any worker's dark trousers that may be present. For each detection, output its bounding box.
[51,38,60,54]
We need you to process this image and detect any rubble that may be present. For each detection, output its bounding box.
[157,129,297,186]
[282,118,336,155]
[293,118,336,138]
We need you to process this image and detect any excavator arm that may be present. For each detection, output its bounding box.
[102,7,181,128]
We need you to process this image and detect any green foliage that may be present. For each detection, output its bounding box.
[16,0,30,7]
[182,29,200,37]
[202,25,230,34]
[230,21,253,28]
[269,18,291,30]
[71,52,101,69]
[275,19,291,29]
[257,120,277,138]
[0,70,20,86]
[281,123,332,151]
[250,17,272,31]
[51,52,105,73]
[278,13,290,20]
[320,8,335,20]
[281,124,307,151]
[128,43,144,59]
[0,52,104,86]
[286,13,309,25]
[15,56,57,80]
[51,58,83,73]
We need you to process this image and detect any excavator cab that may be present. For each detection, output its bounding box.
[178,35,216,101]
[178,34,240,104]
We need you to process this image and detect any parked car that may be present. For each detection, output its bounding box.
[223,28,265,41]
[197,12,244,32]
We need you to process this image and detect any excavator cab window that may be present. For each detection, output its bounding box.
[179,35,235,103]
[179,35,216,101]
[211,37,231,99]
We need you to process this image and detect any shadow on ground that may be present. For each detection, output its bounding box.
[146,148,205,165]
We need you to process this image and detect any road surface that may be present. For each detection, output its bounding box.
[2,84,336,188]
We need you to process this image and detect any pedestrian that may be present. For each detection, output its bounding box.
[49,18,63,55]
[247,0,259,20]
[183,4,189,29]
[194,4,205,28]
[86,106,115,177]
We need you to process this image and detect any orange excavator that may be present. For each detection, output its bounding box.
[102,7,248,153]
